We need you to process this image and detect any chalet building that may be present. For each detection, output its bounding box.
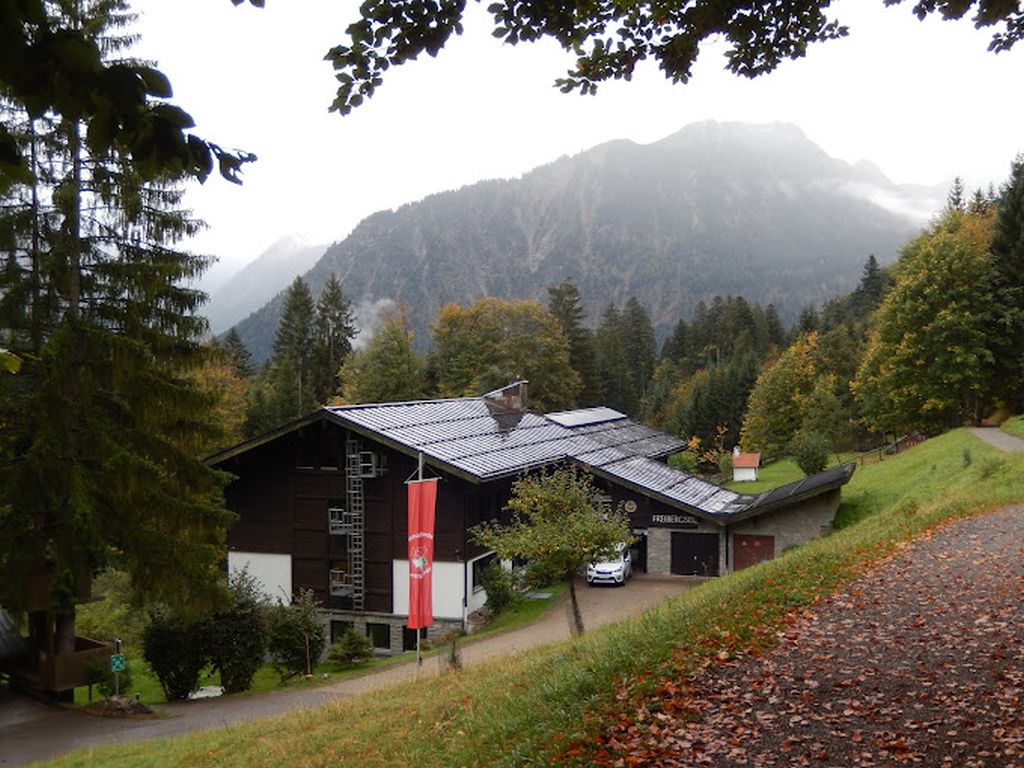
[209,382,853,655]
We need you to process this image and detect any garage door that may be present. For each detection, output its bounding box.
[670,532,720,576]
[733,534,775,571]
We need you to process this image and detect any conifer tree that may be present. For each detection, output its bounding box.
[312,273,357,404]
[222,327,254,378]
[764,304,786,348]
[594,303,636,415]
[0,0,233,667]
[989,157,1024,409]
[269,276,317,419]
[547,279,598,406]
[622,297,657,401]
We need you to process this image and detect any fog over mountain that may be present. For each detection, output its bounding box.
[204,236,327,335]
[228,121,937,363]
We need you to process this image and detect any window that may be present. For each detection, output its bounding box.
[472,553,496,592]
[366,622,391,650]
[402,626,428,651]
[330,620,354,645]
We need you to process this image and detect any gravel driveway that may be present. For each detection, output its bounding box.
[597,505,1024,767]
[0,575,697,767]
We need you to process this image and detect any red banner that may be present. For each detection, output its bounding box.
[407,478,437,629]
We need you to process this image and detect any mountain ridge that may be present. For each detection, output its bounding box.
[229,121,935,363]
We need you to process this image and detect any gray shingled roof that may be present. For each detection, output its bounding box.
[210,394,852,523]
[323,397,852,522]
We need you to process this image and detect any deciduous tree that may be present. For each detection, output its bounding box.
[741,333,820,459]
[853,210,997,434]
[472,467,631,636]
[431,297,580,411]
[317,1,1023,116]
[338,306,424,404]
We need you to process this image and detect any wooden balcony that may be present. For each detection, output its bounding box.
[39,636,111,692]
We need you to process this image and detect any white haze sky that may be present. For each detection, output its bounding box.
[131,0,1023,287]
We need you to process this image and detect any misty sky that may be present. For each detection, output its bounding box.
[131,0,1023,286]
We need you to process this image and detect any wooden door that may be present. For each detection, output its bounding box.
[733,534,775,571]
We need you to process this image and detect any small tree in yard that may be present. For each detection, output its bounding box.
[142,609,207,701]
[472,467,631,636]
[791,430,830,476]
[266,589,325,682]
[327,628,373,669]
[205,570,268,694]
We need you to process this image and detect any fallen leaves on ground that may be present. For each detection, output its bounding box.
[579,506,1024,767]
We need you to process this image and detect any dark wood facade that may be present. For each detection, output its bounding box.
[221,418,500,615]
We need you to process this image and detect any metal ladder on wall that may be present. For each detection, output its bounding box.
[345,437,366,611]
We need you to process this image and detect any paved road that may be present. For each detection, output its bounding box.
[969,426,1024,453]
[0,575,699,767]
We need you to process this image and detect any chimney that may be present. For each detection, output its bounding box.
[483,381,528,430]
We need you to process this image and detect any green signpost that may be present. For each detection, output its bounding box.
[110,653,126,673]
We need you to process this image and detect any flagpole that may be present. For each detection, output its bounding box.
[416,451,424,669]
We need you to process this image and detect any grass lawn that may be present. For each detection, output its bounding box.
[72,584,565,707]
[47,429,1024,768]
[1002,415,1024,439]
[723,452,857,493]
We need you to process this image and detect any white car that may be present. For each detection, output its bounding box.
[586,544,633,586]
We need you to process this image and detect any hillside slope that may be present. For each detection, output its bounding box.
[234,121,930,362]
[42,431,1024,768]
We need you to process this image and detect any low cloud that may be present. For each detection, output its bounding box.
[352,297,398,351]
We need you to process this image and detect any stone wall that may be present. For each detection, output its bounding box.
[319,609,463,656]
[728,488,841,567]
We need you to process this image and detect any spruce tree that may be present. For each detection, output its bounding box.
[0,0,233,669]
[989,157,1024,409]
[622,297,657,401]
[546,279,598,406]
[594,304,635,414]
[313,273,357,404]
[223,327,254,378]
[269,277,317,419]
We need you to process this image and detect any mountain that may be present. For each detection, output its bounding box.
[203,235,327,335]
[233,121,931,363]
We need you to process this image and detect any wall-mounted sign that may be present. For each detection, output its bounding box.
[651,513,699,528]
[624,499,637,513]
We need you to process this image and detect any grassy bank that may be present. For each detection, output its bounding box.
[1002,415,1024,439]
[48,430,1024,768]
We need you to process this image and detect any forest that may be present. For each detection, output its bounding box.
[219,163,1023,482]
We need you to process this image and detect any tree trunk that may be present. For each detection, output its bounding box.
[567,576,584,636]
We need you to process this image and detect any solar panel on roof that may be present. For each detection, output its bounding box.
[546,407,626,427]
[323,397,850,521]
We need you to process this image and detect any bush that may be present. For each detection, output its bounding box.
[480,561,516,614]
[791,430,829,476]
[142,609,207,701]
[327,628,373,669]
[266,589,325,682]
[717,453,733,478]
[205,569,267,693]
[668,451,698,473]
